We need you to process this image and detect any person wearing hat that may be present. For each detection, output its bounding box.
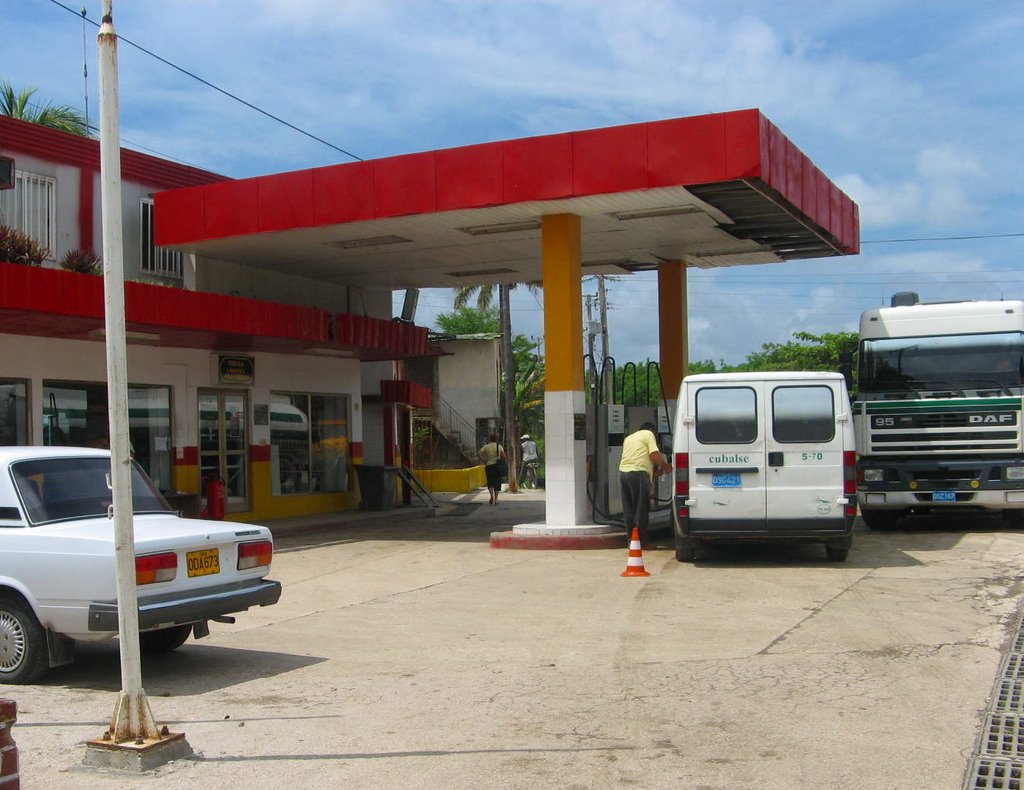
[520,433,540,489]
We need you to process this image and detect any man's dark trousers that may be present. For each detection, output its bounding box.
[620,470,651,539]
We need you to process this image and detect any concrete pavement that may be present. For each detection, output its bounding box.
[3,490,1024,789]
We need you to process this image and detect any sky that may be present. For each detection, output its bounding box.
[7,1,1024,366]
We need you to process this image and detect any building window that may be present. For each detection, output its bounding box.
[0,380,29,446]
[0,171,56,258]
[42,381,173,491]
[270,393,349,494]
[140,198,183,279]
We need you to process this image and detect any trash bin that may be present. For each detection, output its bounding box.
[354,464,399,511]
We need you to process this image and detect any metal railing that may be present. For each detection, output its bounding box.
[426,392,480,464]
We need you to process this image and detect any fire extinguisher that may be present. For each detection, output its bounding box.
[201,475,226,520]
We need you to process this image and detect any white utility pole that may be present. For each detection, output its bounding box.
[96,0,160,746]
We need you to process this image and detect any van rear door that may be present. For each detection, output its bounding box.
[765,382,845,529]
[688,384,766,530]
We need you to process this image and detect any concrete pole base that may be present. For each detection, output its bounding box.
[83,731,193,772]
[490,522,627,549]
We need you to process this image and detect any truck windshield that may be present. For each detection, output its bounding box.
[859,332,1024,396]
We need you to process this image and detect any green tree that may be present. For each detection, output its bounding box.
[0,81,90,136]
[619,331,859,401]
[512,337,545,442]
[435,305,499,335]
[736,331,858,379]
[687,359,723,374]
[614,359,666,407]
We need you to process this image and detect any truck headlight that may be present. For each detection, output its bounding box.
[862,468,885,482]
[1007,466,1024,481]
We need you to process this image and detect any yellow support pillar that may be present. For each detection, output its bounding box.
[658,260,688,402]
[540,214,588,527]
[503,213,623,544]
[542,214,584,392]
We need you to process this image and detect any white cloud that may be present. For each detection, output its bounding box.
[840,144,986,231]
[10,0,1024,365]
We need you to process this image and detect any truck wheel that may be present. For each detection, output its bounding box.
[139,624,192,654]
[0,595,50,684]
[1003,510,1024,526]
[860,508,903,530]
[675,537,698,563]
[825,541,851,562]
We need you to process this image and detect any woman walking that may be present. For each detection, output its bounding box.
[478,432,507,505]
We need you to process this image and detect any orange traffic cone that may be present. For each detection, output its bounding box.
[621,527,650,577]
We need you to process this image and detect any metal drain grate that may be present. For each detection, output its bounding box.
[1005,655,1024,682]
[993,681,1024,714]
[966,758,1024,789]
[984,715,1024,758]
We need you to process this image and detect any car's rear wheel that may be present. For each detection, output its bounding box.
[139,624,192,654]
[0,596,49,685]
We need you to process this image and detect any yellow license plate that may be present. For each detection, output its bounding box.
[186,548,220,578]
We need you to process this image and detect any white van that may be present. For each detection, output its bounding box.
[672,372,857,562]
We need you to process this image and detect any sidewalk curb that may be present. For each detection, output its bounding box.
[489,530,627,550]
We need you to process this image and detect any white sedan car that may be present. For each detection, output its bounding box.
[0,446,281,684]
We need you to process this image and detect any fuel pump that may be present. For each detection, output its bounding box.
[589,402,625,520]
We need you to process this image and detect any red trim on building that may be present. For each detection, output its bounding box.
[174,446,199,466]
[154,108,858,254]
[335,315,429,358]
[380,380,433,409]
[0,262,432,359]
[0,115,225,190]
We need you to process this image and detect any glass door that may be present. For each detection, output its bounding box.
[198,390,249,512]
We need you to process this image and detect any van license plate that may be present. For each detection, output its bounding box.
[187,548,220,577]
[932,491,957,502]
[712,473,742,488]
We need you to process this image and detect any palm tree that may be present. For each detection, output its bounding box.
[0,81,90,136]
[454,282,542,493]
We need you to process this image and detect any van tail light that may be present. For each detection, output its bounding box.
[136,551,177,585]
[843,451,857,495]
[843,451,858,516]
[238,540,273,570]
[674,452,690,517]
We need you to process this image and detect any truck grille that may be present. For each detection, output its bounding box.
[861,401,1022,455]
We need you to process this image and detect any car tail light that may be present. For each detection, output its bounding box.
[238,540,273,570]
[136,552,177,585]
[674,452,689,517]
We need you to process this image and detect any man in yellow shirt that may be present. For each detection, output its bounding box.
[619,422,672,544]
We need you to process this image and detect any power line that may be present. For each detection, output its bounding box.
[862,232,1024,244]
[46,0,362,162]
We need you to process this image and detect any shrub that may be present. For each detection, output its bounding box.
[58,247,102,275]
[0,225,48,265]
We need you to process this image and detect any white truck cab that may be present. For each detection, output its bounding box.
[672,371,857,562]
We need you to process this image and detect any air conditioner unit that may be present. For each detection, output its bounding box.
[0,157,13,190]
